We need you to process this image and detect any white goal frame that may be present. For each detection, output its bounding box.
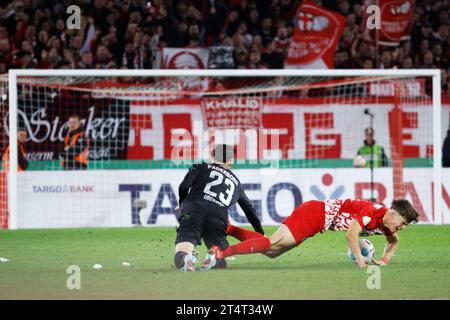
[7,69,442,229]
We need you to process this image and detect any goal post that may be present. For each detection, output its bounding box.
[7,71,18,230]
[432,70,442,225]
[3,68,443,229]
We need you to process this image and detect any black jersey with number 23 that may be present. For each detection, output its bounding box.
[178,162,258,224]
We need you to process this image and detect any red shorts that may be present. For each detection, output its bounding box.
[283,200,326,245]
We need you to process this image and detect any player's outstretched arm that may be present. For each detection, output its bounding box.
[237,189,264,235]
[373,233,399,266]
[346,220,367,268]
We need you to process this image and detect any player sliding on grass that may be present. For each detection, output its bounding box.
[202,198,419,269]
[173,144,264,272]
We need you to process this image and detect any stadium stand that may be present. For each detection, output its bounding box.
[0,0,447,94]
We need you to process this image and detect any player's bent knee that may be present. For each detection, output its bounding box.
[263,251,278,259]
[263,249,281,259]
[175,241,195,254]
[263,235,296,259]
[174,251,187,269]
[174,242,195,269]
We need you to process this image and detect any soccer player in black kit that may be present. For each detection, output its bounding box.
[174,144,264,272]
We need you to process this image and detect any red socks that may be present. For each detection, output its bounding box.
[226,224,265,242]
[223,224,270,258]
[222,237,271,258]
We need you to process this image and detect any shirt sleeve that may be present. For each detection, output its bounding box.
[354,206,374,229]
[237,187,264,235]
[178,163,200,205]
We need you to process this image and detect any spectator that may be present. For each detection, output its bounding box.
[335,50,354,69]
[346,13,358,34]
[234,22,253,48]
[2,128,28,172]
[418,20,436,44]
[248,48,263,69]
[0,38,12,66]
[273,26,289,55]
[35,30,49,57]
[60,114,89,171]
[95,45,113,69]
[177,21,189,47]
[260,17,275,47]
[0,0,445,92]
[436,24,449,43]
[247,8,261,36]
[262,41,284,69]
[251,35,262,49]
[361,58,374,69]
[355,128,388,168]
[401,56,414,69]
[187,24,200,42]
[58,59,73,69]
[0,0,20,19]
[234,47,248,69]
[338,0,351,15]
[431,43,448,68]
[380,50,394,69]
[442,69,449,93]
[443,129,450,167]
[422,50,437,68]
[225,11,240,37]
[415,39,431,66]
[78,51,94,69]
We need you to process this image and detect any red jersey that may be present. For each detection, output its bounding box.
[323,199,393,236]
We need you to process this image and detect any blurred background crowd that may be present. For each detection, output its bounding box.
[0,0,448,92]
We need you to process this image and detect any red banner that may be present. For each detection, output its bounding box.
[285,0,345,69]
[201,97,262,129]
[363,0,415,46]
[126,98,449,161]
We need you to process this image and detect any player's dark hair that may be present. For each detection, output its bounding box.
[391,199,419,224]
[212,144,235,163]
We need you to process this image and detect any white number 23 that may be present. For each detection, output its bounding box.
[203,171,235,206]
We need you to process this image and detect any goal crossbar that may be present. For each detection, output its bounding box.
[8,68,442,78]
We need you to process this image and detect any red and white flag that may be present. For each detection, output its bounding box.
[285,0,345,69]
[362,0,415,46]
[160,48,210,91]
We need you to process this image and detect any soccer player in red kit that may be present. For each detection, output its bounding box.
[202,198,419,269]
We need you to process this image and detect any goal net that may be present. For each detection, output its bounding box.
[1,70,444,229]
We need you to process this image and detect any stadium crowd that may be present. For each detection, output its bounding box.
[0,0,449,93]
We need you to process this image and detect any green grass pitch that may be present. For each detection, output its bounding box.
[0,225,449,300]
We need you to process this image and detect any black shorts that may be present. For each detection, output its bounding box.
[175,210,229,250]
